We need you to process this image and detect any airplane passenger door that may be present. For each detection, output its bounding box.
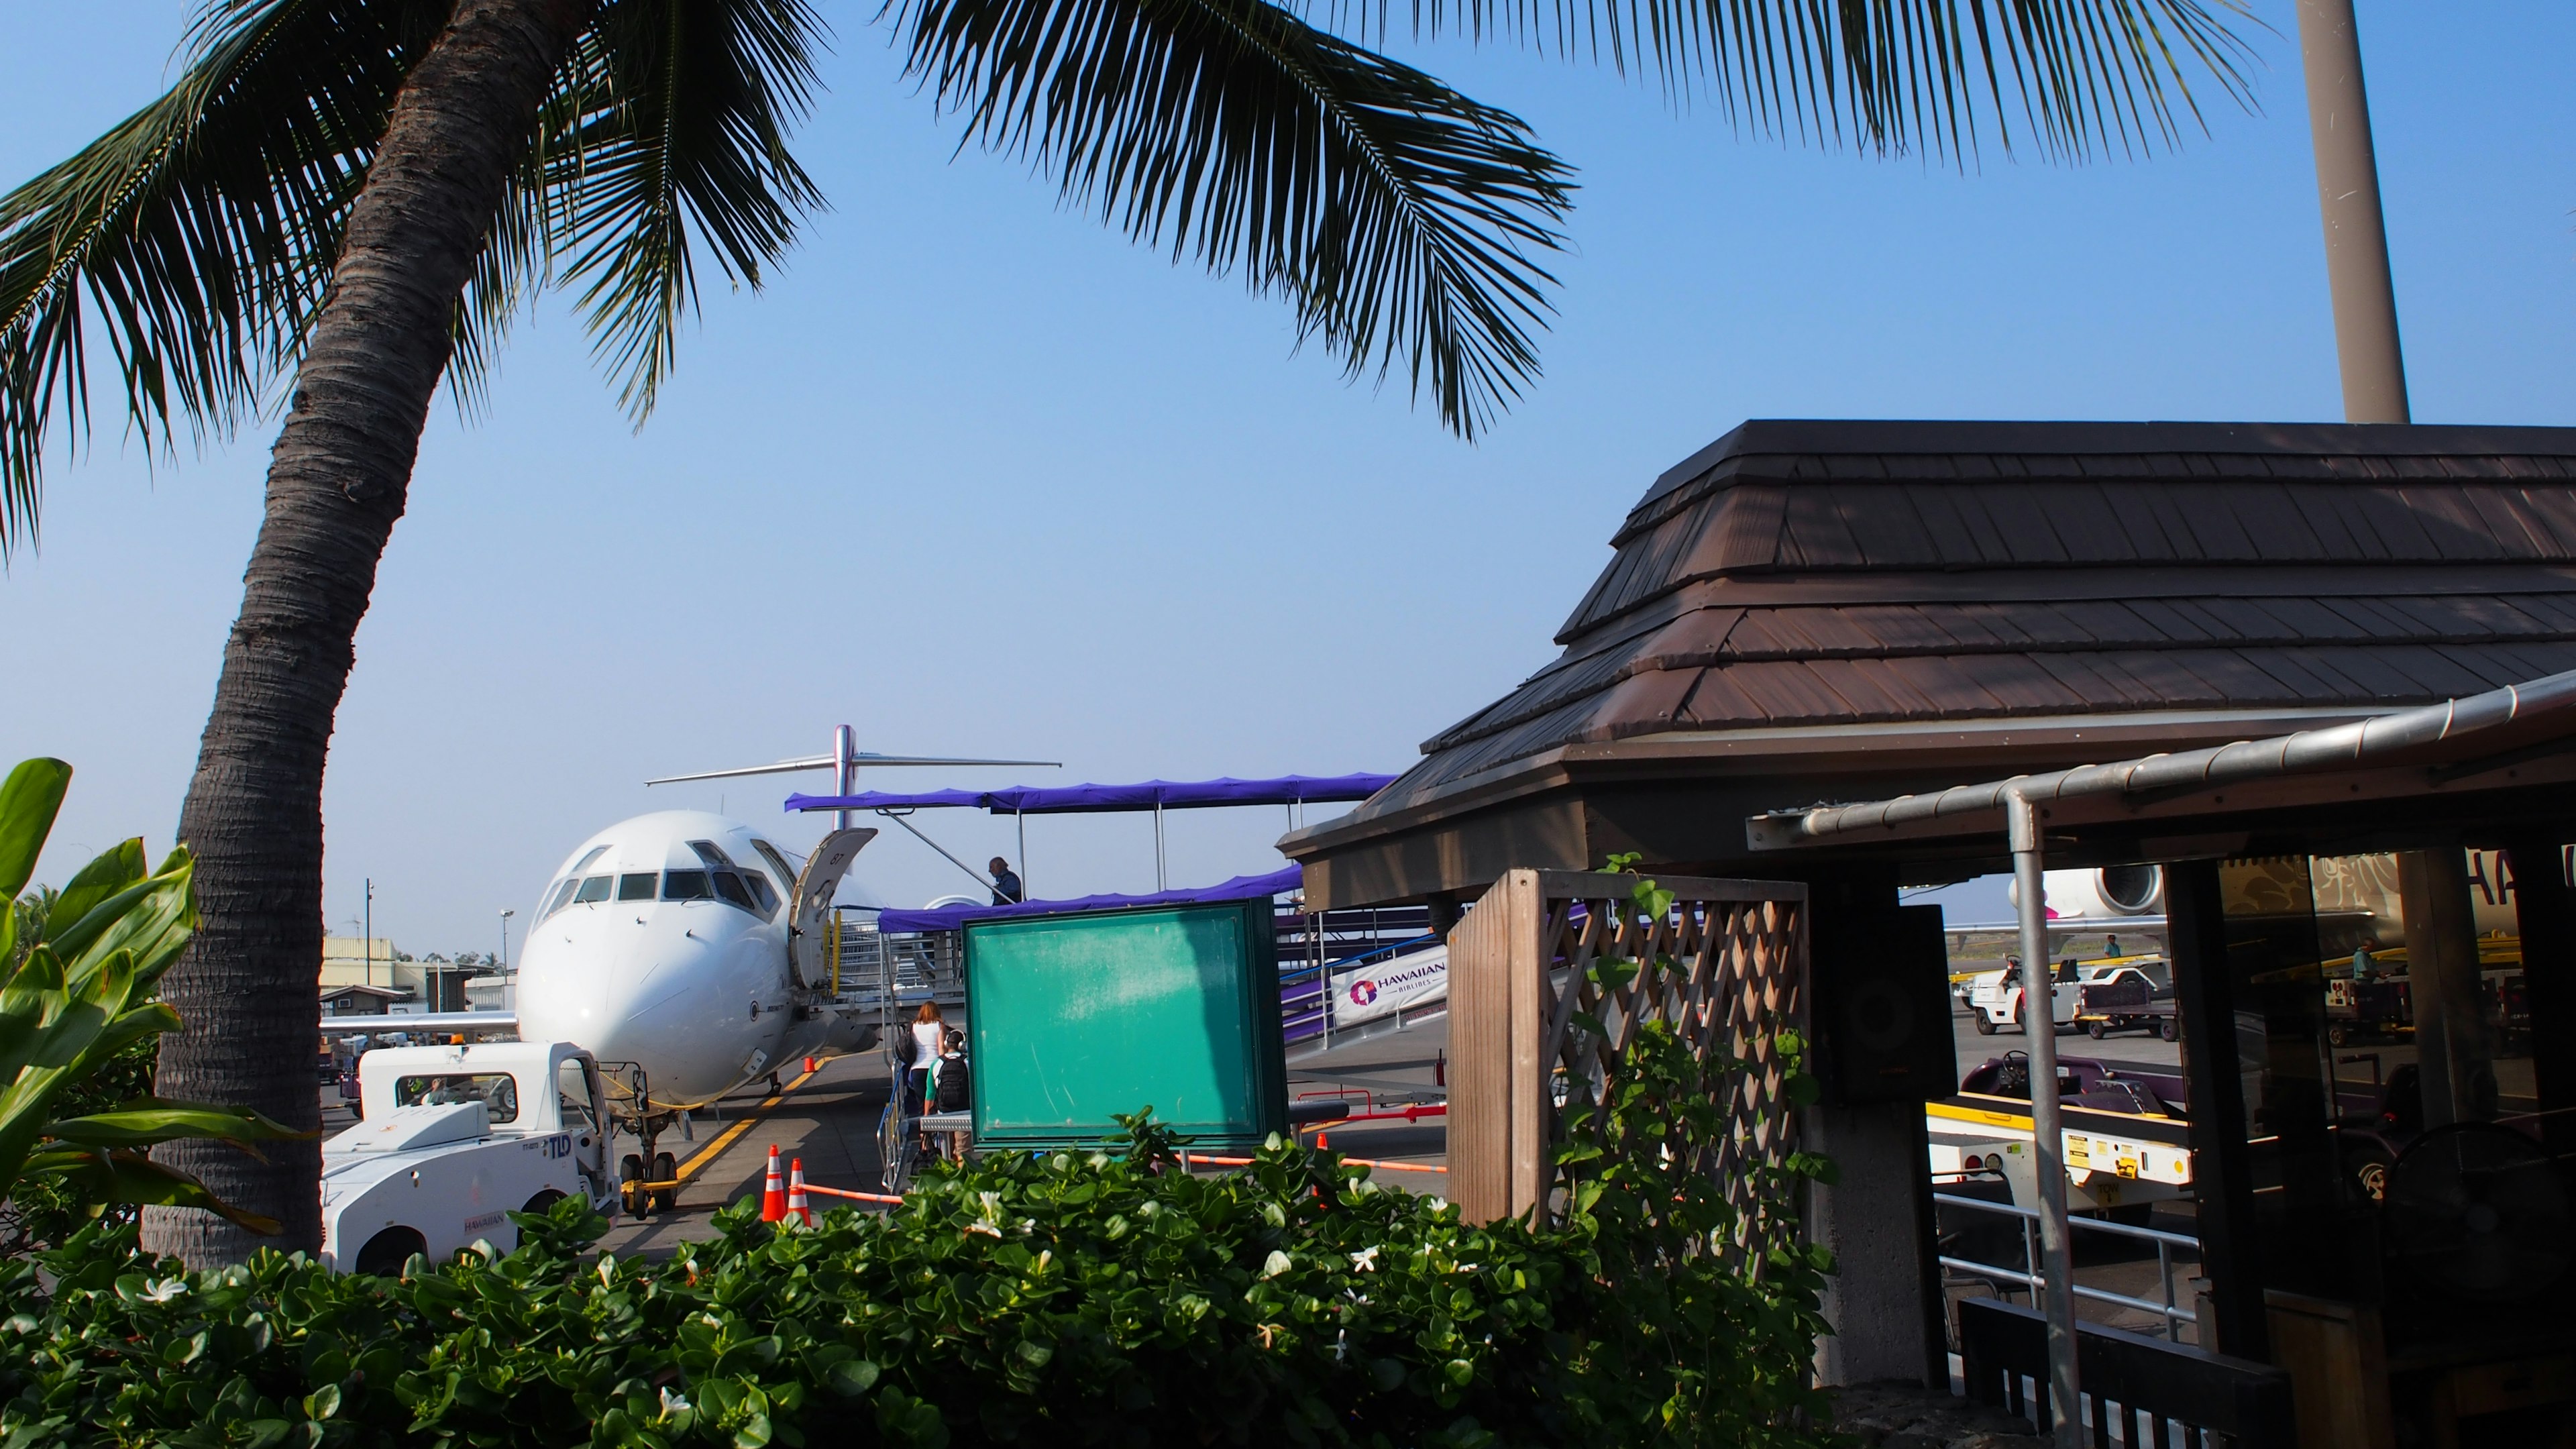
[788,828,877,991]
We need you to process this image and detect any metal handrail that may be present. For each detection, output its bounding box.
[1935,1191,2199,1342]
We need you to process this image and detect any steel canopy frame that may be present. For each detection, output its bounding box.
[1748,667,2576,853]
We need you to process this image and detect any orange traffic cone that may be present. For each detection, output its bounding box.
[786,1157,813,1228]
[804,1056,816,1075]
[760,1144,786,1222]
[1315,1130,1329,1151]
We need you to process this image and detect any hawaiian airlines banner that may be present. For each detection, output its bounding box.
[1326,945,1449,1030]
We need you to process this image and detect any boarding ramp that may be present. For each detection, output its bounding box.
[828,923,966,1051]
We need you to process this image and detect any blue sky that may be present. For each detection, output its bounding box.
[5,3,2572,951]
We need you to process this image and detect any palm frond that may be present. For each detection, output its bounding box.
[1358,0,2259,162]
[889,0,1576,437]
[0,0,449,552]
[551,0,830,419]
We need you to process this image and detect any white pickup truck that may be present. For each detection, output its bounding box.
[320,1041,620,1274]
[1960,961,2163,1035]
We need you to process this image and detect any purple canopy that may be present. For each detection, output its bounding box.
[785,772,1394,816]
[875,864,1301,932]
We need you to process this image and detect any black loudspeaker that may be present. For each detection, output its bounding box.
[1810,904,1957,1106]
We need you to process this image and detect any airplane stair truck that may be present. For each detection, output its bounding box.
[320,1041,621,1274]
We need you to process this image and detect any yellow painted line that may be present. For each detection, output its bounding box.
[665,1067,822,1185]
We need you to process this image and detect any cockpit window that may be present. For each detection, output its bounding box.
[712,870,756,910]
[751,841,800,900]
[689,840,737,869]
[662,869,712,901]
[616,873,657,901]
[539,847,615,922]
[741,871,779,916]
[572,875,614,904]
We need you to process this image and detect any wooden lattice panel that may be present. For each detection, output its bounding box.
[1448,870,1807,1261]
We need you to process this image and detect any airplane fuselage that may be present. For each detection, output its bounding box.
[515,810,872,1112]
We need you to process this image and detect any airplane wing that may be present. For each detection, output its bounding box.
[319,1012,517,1036]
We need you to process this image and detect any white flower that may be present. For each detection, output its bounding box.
[659,1386,692,1417]
[1260,1250,1293,1279]
[1348,1246,1381,1273]
[964,1220,1002,1238]
[141,1279,188,1305]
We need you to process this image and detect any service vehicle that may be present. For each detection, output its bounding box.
[1926,1052,2194,1221]
[2070,962,2178,1040]
[320,1041,619,1275]
[1962,959,2163,1035]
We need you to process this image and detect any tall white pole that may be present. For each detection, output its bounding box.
[1016,808,1028,898]
[2295,0,2408,423]
[2008,791,2082,1448]
[364,878,374,990]
[1154,801,1167,892]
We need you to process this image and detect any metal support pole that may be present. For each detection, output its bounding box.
[2006,792,2082,1449]
[1016,808,1028,898]
[364,878,374,989]
[2295,0,2408,423]
[835,724,856,832]
[1154,800,1167,892]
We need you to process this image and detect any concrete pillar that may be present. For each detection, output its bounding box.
[1806,1099,1939,1386]
[2399,849,2492,1125]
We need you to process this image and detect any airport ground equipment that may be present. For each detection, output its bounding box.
[1962,959,2167,1036]
[319,1042,617,1273]
[1926,1053,2195,1219]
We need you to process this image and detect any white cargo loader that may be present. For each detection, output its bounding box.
[321,1042,619,1274]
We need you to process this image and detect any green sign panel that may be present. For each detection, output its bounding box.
[965,900,1285,1150]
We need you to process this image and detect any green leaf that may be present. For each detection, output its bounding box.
[45,837,146,943]
[0,759,70,900]
[824,1358,879,1397]
[45,1097,311,1152]
[21,1145,284,1234]
[303,1383,341,1421]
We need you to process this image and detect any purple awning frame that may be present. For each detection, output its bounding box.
[784,772,1394,816]
[875,864,1301,933]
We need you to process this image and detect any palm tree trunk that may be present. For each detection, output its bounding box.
[144,0,588,1269]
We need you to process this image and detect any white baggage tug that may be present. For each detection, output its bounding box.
[320,1042,620,1275]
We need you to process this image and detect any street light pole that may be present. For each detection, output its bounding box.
[363,878,374,989]
[499,909,515,973]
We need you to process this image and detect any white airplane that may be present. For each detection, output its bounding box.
[317,726,1054,1210]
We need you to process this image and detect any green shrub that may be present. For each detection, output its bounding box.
[0,1030,1832,1449]
[0,851,1834,1447]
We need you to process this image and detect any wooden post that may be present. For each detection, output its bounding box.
[2167,858,2269,1361]
[1448,870,1544,1224]
[2503,835,2576,1158]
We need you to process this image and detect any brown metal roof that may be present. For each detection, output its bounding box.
[1285,420,2576,906]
